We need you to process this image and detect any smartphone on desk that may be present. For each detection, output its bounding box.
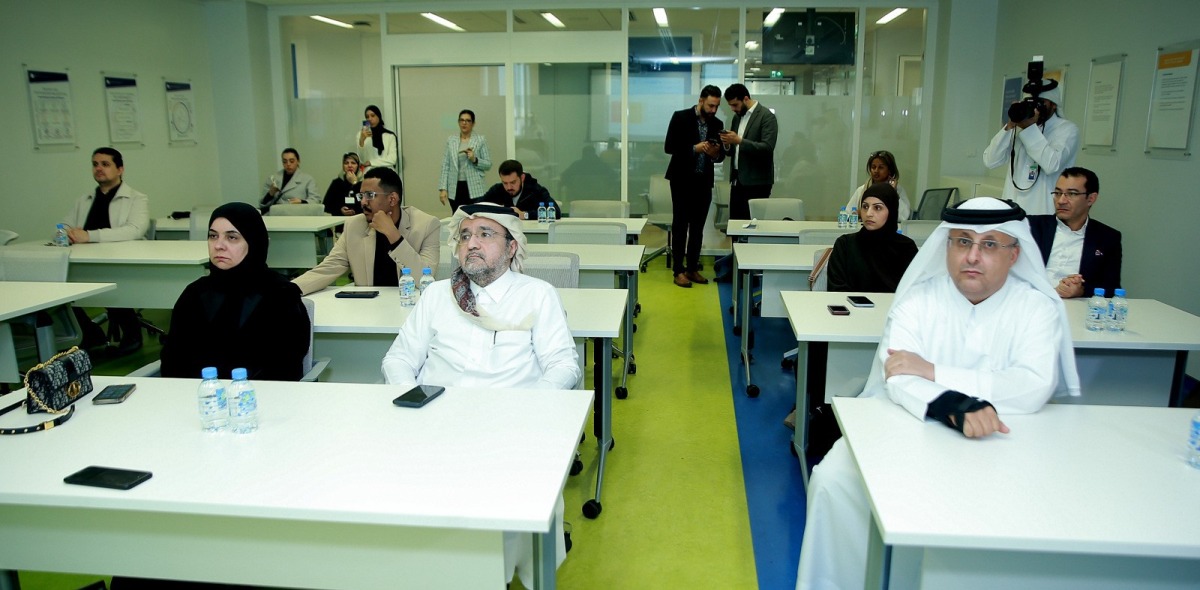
[93,383,136,404]
[827,305,850,316]
[335,290,379,299]
[393,385,446,408]
[847,296,874,308]
[64,466,152,490]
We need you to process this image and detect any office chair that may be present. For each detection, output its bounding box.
[0,248,85,371]
[900,219,941,247]
[640,175,673,272]
[568,200,629,219]
[797,228,854,245]
[712,180,731,233]
[268,203,326,216]
[781,247,832,371]
[126,298,329,382]
[522,251,581,289]
[0,229,18,246]
[912,187,959,220]
[548,222,627,246]
[750,197,805,221]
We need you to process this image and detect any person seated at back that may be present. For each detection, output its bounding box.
[260,148,319,212]
[160,202,310,380]
[1027,166,1122,298]
[827,183,919,293]
[479,159,561,220]
[322,152,363,216]
[382,203,579,588]
[293,167,440,296]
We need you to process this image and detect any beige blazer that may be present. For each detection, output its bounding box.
[63,183,150,242]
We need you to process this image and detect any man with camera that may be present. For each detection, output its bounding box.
[983,68,1079,216]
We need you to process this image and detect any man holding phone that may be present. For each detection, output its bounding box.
[664,85,725,288]
[720,83,778,222]
[382,203,578,588]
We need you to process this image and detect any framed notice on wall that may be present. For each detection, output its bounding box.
[26,67,77,148]
[104,74,142,145]
[165,80,197,144]
[1146,40,1200,157]
[1083,54,1125,151]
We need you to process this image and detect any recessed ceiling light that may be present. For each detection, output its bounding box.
[877,8,908,25]
[541,12,566,29]
[653,8,669,28]
[310,15,353,29]
[421,12,465,32]
[763,8,785,27]
[745,41,759,50]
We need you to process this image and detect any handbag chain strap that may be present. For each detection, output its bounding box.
[23,346,84,415]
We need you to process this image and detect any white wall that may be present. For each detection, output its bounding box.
[0,0,221,241]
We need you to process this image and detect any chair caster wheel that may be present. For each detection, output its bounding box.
[790,443,799,457]
[564,530,573,552]
[583,499,602,519]
[747,384,760,397]
[628,363,636,375]
[570,459,584,476]
[733,325,742,337]
[782,357,796,370]
[615,386,628,399]
[639,265,647,273]
[632,323,637,333]
[635,303,641,315]
[609,439,615,450]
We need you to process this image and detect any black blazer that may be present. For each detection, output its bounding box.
[664,106,725,186]
[1028,214,1123,296]
[725,103,779,187]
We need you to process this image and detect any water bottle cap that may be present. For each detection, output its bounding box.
[401,267,411,275]
[1094,288,1105,297]
[201,367,217,379]
[1114,289,1125,297]
[231,367,248,380]
[540,202,545,206]
[56,223,65,229]
[840,207,846,210]
[422,267,432,274]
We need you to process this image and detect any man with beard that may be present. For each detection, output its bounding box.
[720,83,778,222]
[479,159,561,220]
[664,85,725,287]
[292,167,439,295]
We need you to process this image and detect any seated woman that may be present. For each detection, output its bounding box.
[828,183,919,293]
[843,150,911,222]
[160,202,310,380]
[322,152,363,216]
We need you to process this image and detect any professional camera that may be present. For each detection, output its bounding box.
[1007,56,1058,123]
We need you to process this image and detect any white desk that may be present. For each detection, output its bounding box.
[307,286,627,519]
[9,242,209,309]
[784,292,1200,476]
[154,216,344,269]
[522,218,647,244]
[731,243,827,397]
[0,376,590,590]
[726,219,847,243]
[835,397,1200,590]
[0,282,116,381]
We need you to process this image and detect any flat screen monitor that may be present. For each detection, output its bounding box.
[762,10,856,66]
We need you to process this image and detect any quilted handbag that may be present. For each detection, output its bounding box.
[24,346,94,414]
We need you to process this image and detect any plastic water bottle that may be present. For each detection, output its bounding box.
[1085,288,1107,331]
[837,207,848,228]
[546,202,556,222]
[53,224,70,247]
[227,368,258,434]
[399,267,417,307]
[849,207,859,228]
[537,202,548,224]
[197,367,228,432]
[1107,288,1128,332]
[1188,409,1200,470]
[418,267,435,295]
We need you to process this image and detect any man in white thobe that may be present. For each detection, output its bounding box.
[796,197,1080,590]
[382,202,579,587]
[982,81,1080,216]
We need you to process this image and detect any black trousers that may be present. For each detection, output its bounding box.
[669,175,712,275]
[449,180,471,213]
[728,175,773,221]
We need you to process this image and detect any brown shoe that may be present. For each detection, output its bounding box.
[686,271,709,284]
[673,273,692,288]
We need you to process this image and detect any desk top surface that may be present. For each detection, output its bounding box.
[0,282,116,321]
[526,218,646,234]
[733,243,829,270]
[835,396,1200,558]
[726,219,843,237]
[782,291,1200,350]
[11,241,209,264]
[0,376,591,534]
[156,216,345,232]
[525,243,645,271]
[308,286,626,338]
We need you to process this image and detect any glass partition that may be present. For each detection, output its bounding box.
[512,8,622,32]
[386,11,505,34]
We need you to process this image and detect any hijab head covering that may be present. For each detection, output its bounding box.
[364,104,393,156]
[449,202,527,273]
[208,202,269,276]
[860,182,901,234]
[860,197,1080,400]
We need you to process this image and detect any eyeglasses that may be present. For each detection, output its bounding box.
[458,118,474,123]
[947,236,1018,254]
[870,150,893,159]
[1050,190,1091,199]
[456,229,507,243]
[354,191,382,201]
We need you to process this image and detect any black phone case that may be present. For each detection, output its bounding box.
[64,466,152,490]
[335,291,379,299]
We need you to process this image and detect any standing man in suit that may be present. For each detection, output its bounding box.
[292,167,440,295]
[720,83,778,222]
[664,85,725,288]
[260,148,320,212]
[1027,167,1122,298]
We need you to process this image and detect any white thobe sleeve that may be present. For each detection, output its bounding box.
[381,294,436,388]
[531,288,582,389]
[981,126,1014,169]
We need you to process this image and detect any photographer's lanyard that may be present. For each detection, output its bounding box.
[1008,127,1040,192]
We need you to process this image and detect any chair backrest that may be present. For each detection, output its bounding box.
[0,229,18,246]
[809,247,832,292]
[548,222,626,245]
[797,228,853,245]
[0,248,71,281]
[568,200,629,219]
[646,175,672,222]
[189,206,217,240]
[900,219,941,247]
[914,187,958,220]
[522,251,580,289]
[269,203,326,216]
[749,198,805,221]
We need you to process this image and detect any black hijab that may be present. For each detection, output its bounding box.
[365,105,394,157]
[206,202,278,292]
[848,182,917,291]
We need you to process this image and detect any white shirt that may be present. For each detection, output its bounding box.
[381,270,580,390]
[982,114,1080,215]
[733,101,756,170]
[1044,217,1087,284]
[882,273,1062,420]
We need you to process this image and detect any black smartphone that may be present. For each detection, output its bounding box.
[335,290,379,299]
[827,305,851,316]
[393,385,446,408]
[64,466,152,490]
[93,383,136,405]
[847,296,875,308]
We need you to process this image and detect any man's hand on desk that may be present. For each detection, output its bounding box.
[885,348,934,381]
[66,227,89,244]
[1055,274,1085,298]
[951,406,1010,439]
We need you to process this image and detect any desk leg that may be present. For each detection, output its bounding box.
[532,518,558,590]
[587,336,614,519]
[865,517,891,590]
[739,270,755,396]
[731,252,741,324]
[1171,351,1189,408]
[0,570,17,590]
[612,272,634,398]
[34,315,56,363]
[793,340,811,488]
